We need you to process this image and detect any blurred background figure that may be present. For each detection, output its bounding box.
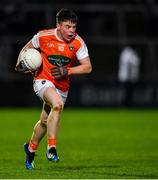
[118,46,141,106]
[118,46,140,83]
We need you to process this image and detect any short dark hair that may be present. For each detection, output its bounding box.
[56,8,78,24]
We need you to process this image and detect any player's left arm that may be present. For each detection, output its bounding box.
[68,56,92,76]
[51,56,92,80]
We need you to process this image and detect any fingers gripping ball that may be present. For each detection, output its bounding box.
[51,66,68,80]
[15,60,29,73]
[18,48,42,72]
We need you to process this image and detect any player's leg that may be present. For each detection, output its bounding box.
[43,86,64,161]
[24,103,50,170]
[29,103,51,149]
[28,79,68,163]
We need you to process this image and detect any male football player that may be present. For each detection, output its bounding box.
[15,8,92,170]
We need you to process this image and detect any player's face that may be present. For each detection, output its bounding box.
[57,21,77,42]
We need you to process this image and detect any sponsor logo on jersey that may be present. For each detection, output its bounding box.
[47,55,71,66]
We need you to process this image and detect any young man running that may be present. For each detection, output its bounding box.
[15,8,92,170]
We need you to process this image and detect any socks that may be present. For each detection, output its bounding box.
[28,138,56,152]
[28,140,38,153]
[48,138,56,149]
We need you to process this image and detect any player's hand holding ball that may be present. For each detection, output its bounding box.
[15,48,42,75]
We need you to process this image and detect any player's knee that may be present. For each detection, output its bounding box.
[53,101,64,112]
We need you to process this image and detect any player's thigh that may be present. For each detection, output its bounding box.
[43,87,64,109]
[33,79,68,104]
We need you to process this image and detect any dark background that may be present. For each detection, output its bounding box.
[1,0,158,107]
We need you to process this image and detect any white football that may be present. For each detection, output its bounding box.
[19,48,42,71]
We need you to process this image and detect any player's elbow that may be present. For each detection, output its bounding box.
[86,64,92,74]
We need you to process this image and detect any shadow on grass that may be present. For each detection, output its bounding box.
[48,164,120,171]
[46,164,158,179]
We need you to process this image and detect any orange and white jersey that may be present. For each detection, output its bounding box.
[32,28,89,92]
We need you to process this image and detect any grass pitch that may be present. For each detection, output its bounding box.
[0,108,158,179]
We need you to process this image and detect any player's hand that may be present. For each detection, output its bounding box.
[15,61,28,73]
[51,66,68,80]
[15,61,34,75]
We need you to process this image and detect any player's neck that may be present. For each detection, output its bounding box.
[56,29,65,42]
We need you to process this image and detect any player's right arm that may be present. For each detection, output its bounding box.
[15,33,40,73]
[15,33,40,67]
[15,40,36,74]
[15,40,34,67]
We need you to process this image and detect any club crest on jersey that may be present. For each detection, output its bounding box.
[47,55,71,66]
[69,44,74,51]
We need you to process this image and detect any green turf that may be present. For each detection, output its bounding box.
[0,108,158,179]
